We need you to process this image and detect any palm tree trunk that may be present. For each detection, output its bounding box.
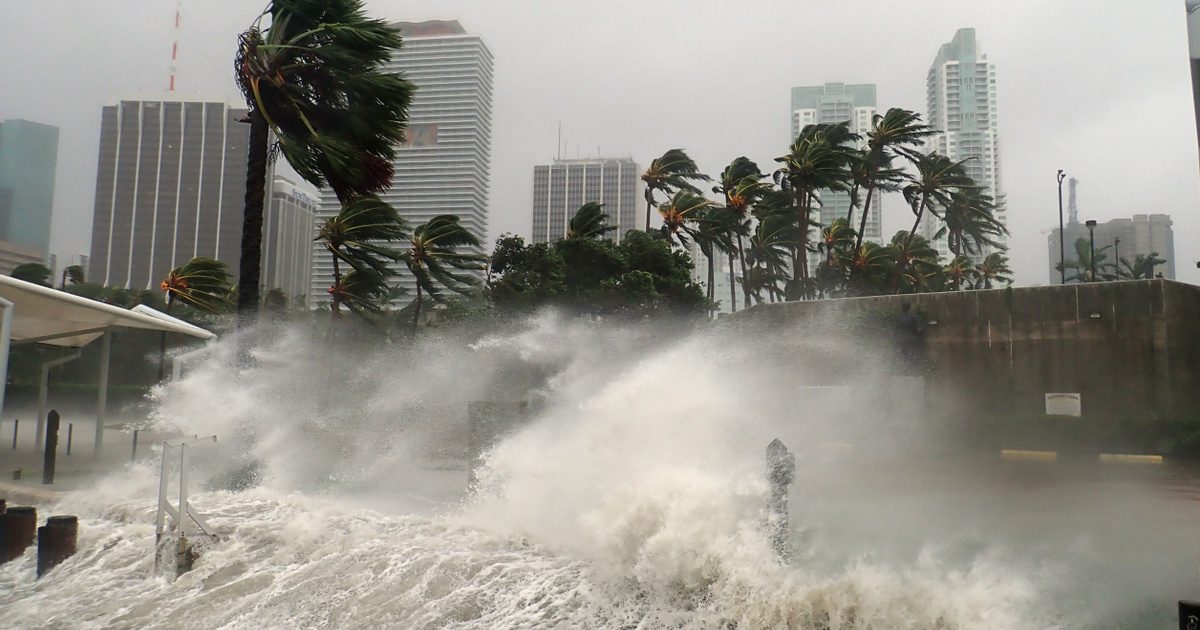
[727,248,737,312]
[906,195,928,247]
[413,283,423,330]
[705,251,715,302]
[855,184,876,251]
[736,233,751,309]
[330,255,342,320]
[644,192,654,232]
[236,107,269,324]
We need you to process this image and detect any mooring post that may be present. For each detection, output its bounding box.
[37,515,78,577]
[131,429,139,461]
[766,438,796,561]
[66,423,73,455]
[0,506,37,564]
[11,418,17,449]
[42,410,60,485]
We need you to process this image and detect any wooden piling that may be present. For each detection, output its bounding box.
[42,410,60,485]
[0,506,37,563]
[37,515,78,577]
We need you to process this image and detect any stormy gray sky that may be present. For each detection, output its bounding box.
[1,0,1197,285]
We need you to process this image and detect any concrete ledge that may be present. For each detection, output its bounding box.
[1099,453,1163,465]
[1001,449,1058,461]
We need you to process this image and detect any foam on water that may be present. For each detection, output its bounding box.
[0,313,1086,628]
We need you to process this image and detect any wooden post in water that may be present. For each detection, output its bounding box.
[37,515,78,577]
[11,418,17,449]
[0,506,37,563]
[66,423,72,455]
[42,410,60,485]
[131,429,139,461]
[766,438,796,562]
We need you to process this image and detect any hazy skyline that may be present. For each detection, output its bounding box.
[1,0,1196,285]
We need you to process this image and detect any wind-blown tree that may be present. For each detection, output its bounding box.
[943,255,977,291]
[314,195,408,318]
[744,211,801,304]
[844,241,896,296]
[689,205,734,305]
[566,202,617,240]
[234,0,414,317]
[886,231,942,294]
[327,267,392,316]
[401,215,485,328]
[976,252,1013,289]
[1118,253,1168,279]
[774,122,859,291]
[813,218,857,297]
[641,149,710,231]
[714,157,773,309]
[11,263,51,286]
[656,190,715,248]
[159,257,231,379]
[60,264,85,288]
[1057,238,1114,282]
[854,108,935,250]
[902,152,973,246]
[935,188,1007,257]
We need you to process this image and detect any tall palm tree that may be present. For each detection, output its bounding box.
[566,202,617,240]
[401,215,485,328]
[844,241,895,296]
[744,211,802,304]
[656,190,715,248]
[641,149,710,231]
[714,157,773,309]
[902,152,972,247]
[854,108,935,250]
[159,257,230,379]
[935,188,1007,257]
[1118,253,1168,279]
[976,252,1013,289]
[689,205,735,307]
[60,265,85,288]
[886,231,942,294]
[1057,238,1114,282]
[234,0,415,316]
[314,195,408,318]
[327,267,391,316]
[943,255,977,291]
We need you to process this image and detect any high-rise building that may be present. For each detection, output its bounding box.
[87,97,249,289]
[789,83,882,248]
[263,177,317,302]
[0,119,59,258]
[532,157,640,243]
[311,20,493,307]
[923,28,1006,259]
[1047,214,1176,282]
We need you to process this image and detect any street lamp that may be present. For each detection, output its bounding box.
[1057,170,1067,284]
[1085,219,1097,282]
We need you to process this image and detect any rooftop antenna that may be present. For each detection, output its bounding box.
[556,122,561,161]
[168,0,183,92]
[1068,177,1079,225]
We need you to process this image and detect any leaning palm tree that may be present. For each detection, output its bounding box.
[1118,253,1168,280]
[401,215,485,328]
[11,263,51,286]
[327,267,391,317]
[641,149,710,231]
[715,157,773,309]
[902,152,973,247]
[159,257,230,379]
[1057,238,1114,282]
[943,255,977,291]
[976,252,1013,289]
[565,202,617,240]
[854,108,935,250]
[314,195,408,318]
[656,190,715,248]
[60,265,85,288]
[935,188,1007,257]
[690,205,735,306]
[234,0,415,316]
[744,211,802,304]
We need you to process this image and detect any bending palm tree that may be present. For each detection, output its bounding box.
[641,149,710,231]
[976,252,1013,289]
[401,215,485,328]
[60,265,85,288]
[656,190,715,248]
[715,157,772,309]
[902,152,972,247]
[159,258,230,379]
[855,108,935,250]
[935,188,1007,257]
[234,0,415,316]
[566,202,617,240]
[314,195,408,318]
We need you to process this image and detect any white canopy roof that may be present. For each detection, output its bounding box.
[0,275,216,347]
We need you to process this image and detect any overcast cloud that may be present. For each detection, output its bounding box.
[1,0,1196,285]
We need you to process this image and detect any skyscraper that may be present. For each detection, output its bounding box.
[87,98,249,289]
[0,119,59,258]
[790,84,881,243]
[532,157,640,243]
[311,20,493,306]
[1047,214,1176,282]
[923,28,1006,259]
[263,176,317,301]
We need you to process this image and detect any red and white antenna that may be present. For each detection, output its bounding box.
[168,0,182,92]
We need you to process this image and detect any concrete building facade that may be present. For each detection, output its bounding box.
[1048,214,1176,282]
[87,97,249,289]
[0,119,59,259]
[263,177,317,302]
[532,157,640,243]
[923,28,1007,260]
[311,20,493,307]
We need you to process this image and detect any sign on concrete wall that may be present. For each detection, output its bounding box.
[1045,393,1082,417]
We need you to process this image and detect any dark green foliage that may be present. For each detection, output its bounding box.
[161,258,233,314]
[11,263,51,286]
[567,202,617,239]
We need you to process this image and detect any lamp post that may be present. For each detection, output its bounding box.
[1085,219,1098,282]
[1114,237,1121,279]
[1057,170,1067,284]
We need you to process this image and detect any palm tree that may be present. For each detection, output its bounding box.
[401,215,485,329]
[314,195,408,318]
[60,265,85,288]
[656,190,714,248]
[886,231,942,294]
[689,205,735,307]
[854,108,935,250]
[1057,238,1115,283]
[844,241,895,296]
[744,211,801,304]
[935,188,1007,257]
[159,257,230,378]
[943,255,977,291]
[234,0,415,316]
[327,267,391,316]
[641,149,710,231]
[813,218,857,297]
[11,263,51,286]
[976,252,1013,289]
[566,202,617,240]
[714,157,773,309]
[902,152,973,247]
[774,122,858,289]
[1118,253,1168,279]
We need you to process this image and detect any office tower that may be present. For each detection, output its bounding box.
[263,177,317,301]
[1046,214,1176,282]
[789,83,882,246]
[0,119,59,259]
[311,20,493,307]
[532,157,640,243]
[1187,1,1200,160]
[88,98,249,289]
[923,28,1007,259]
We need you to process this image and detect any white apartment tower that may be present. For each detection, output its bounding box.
[263,176,317,301]
[789,83,882,244]
[923,28,1007,259]
[531,157,640,243]
[311,19,494,306]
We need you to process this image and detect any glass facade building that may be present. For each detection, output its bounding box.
[0,118,59,258]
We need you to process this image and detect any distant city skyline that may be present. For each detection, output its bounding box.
[531,157,640,244]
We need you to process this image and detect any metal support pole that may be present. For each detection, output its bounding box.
[1088,225,1097,281]
[1114,237,1121,278]
[95,330,110,454]
[1057,170,1067,285]
[0,297,12,425]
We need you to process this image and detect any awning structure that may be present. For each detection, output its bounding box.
[0,275,217,452]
